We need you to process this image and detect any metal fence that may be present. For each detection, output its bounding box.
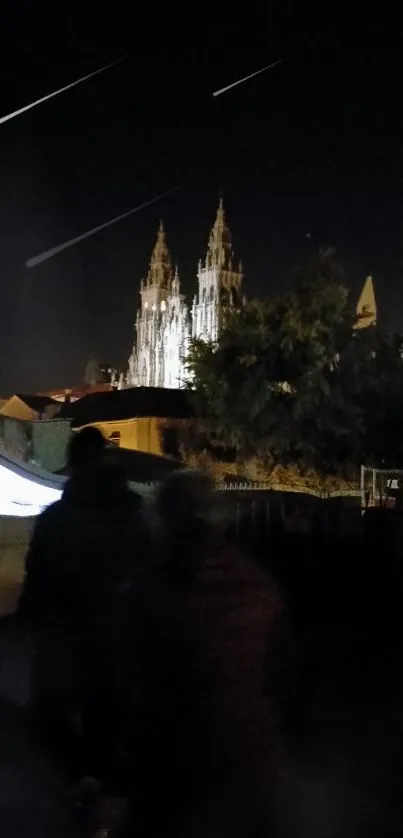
[218,480,361,500]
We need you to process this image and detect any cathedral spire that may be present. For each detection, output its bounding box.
[172,264,180,295]
[205,198,234,269]
[147,220,174,288]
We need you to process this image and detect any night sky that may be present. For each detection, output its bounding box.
[0,3,402,393]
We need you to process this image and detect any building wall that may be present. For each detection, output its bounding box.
[0,417,28,461]
[75,416,189,458]
[192,265,219,342]
[0,417,71,473]
[31,420,71,473]
[0,516,34,617]
[130,295,190,389]
[159,296,191,388]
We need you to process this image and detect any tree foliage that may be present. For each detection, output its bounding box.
[186,249,403,473]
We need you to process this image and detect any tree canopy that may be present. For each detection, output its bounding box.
[186,249,403,473]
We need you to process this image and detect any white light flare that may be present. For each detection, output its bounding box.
[0,463,62,517]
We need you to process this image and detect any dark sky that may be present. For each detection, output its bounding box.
[0,3,402,393]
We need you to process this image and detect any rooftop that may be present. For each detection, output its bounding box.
[15,395,57,413]
[36,384,113,402]
[59,386,193,427]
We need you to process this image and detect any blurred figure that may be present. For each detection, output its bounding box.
[117,470,283,837]
[65,425,106,473]
[18,427,150,789]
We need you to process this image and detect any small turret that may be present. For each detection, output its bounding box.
[84,356,102,388]
[355,275,377,329]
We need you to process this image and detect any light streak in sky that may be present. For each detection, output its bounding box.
[26,185,183,267]
[0,58,124,125]
[213,58,284,97]
[19,56,282,266]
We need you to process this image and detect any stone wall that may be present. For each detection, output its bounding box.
[0,517,34,617]
[31,419,70,473]
[0,417,28,462]
[0,417,71,474]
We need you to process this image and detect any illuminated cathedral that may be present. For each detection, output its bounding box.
[122,199,377,391]
[126,199,244,389]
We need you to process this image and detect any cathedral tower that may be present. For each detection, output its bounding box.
[192,199,244,342]
[127,222,190,388]
[129,221,174,387]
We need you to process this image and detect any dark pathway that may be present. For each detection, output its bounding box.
[1,539,403,837]
[273,539,403,837]
[0,619,80,838]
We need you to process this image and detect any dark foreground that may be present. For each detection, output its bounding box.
[271,527,403,838]
[0,623,79,838]
[1,527,403,837]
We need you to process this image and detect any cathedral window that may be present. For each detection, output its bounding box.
[161,300,166,311]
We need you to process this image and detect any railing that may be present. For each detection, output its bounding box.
[135,479,361,501]
[217,481,361,499]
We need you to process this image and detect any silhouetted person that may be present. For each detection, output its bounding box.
[18,427,150,786]
[65,425,106,473]
[116,470,283,837]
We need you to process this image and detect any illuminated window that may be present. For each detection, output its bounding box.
[144,301,148,309]
[161,300,166,311]
[109,431,121,447]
